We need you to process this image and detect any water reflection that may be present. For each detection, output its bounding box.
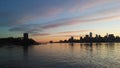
[69,43,74,51]
[23,45,29,57]
[0,43,120,68]
[69,43,74,46]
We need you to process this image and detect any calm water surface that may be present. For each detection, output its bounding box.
[0,43,120,68]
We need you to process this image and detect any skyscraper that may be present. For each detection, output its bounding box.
[23,33,28,40]
[90,32,92,38]
[95,34,98,38]
[69,36,74,42]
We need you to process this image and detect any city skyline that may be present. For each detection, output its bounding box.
[58,32,120,43]
[0,0,120,42]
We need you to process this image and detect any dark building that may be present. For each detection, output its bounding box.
[23,33,28,40]
[58,32,120,43]
[80,37,83,40]
[85,35,89,38]
[89,32,92,38]
[95,34,98,38]
[108,34,114,38]
[108,34,115,42]
[69,36,74,42]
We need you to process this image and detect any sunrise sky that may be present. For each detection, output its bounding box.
[0,0,120,42]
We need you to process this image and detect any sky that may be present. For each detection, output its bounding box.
[0,0,120,42]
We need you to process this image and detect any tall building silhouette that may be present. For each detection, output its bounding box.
[59,32,120,43]
[95,34,98,38]
[69,36,74,42]
[90,32,92,38]
[85,35,89,38]
[23,33,28,40]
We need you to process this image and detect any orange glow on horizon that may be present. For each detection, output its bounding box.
[31,31,120,43]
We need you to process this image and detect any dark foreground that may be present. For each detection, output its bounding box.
[0,43,120,68]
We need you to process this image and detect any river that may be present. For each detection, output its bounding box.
[0,43,120,68]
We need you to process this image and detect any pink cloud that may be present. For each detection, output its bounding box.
[68,0,120,13]
[41,15,120,29]
[57,30,92,34]
[31,33,50,36]
[16,7,64,24]
[42,8,63,18]
[52,35,80,37]
[15,0,120,25]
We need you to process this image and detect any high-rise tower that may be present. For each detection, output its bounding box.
[90,32,92,38]
[23,33,28,40]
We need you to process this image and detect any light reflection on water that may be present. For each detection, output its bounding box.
[0,43,120,68]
